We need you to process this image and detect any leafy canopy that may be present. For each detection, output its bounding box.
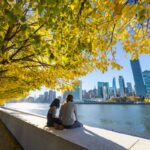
[0,0,149,104]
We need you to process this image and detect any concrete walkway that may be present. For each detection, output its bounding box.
[0,107,150,150]
[0,120,22,150]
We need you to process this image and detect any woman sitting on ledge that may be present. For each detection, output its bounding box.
[47,98,61,127]
[59,94,83,129]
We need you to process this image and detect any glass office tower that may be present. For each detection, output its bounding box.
[118,76,125,97]
[142,70,150,98]
[112,77,117,97]
[130,59,146,97]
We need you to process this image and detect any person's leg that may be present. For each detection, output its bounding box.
[72,121,83,128]
[53,118,62,125]
[63,125,72,129]
[53,118,64,130]
[47,120,54,127]
[47,114,54,127]
[70,121,83,129]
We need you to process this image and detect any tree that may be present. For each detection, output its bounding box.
[0,0,149,104]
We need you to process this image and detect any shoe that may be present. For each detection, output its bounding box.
[54,123,59,129]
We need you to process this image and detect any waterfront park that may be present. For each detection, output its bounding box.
[0,0,150,150]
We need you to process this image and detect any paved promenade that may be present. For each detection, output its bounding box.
[0,120,22,150]
[0,107,150,150]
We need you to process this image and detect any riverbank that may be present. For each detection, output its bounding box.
[0,107,150,150]
[75,101,150,104]
[6,101,150,105]
[4,102,150,139]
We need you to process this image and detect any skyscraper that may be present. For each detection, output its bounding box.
[44,91,49,102]
[97,82,103,98]
[97,82,109,100]
[63,91,72,100]
[73,81,82,101]
[126,82,133,96]
[130,59,146,97]
[49,90,56,102]
[103,82,109,100]
[112,77,117,97]
[118,76,125,97]
[92,87,97,98]
[109,87,114,97]
[142,70,150,98]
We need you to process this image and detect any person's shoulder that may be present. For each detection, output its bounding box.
[68,101,75,106]
[61,103,66,108]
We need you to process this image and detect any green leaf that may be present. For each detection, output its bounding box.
[20,24,28,31]
[137,9,146,23]
[20,16,26,23]
[6,11,17,24]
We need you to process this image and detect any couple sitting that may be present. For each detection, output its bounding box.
[47,94,82,129]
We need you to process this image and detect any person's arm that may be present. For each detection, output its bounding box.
[74,105,78,121]
[52,106,57,118]
[59,106,63,120]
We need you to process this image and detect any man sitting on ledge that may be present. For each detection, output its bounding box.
[59,94,83,129]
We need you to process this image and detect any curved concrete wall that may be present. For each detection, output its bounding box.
[1,107,150,150]
[0,108,86,150]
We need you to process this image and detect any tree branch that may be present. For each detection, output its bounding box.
[34,24,44,34]
[22,64,51,68]
[146,18,150,36]
[1,26,15,54]
[3,44,16,53]
[9,24,44,60]
[0,70,8,74]
[0,76,17,79]
[9,45,25,60]
[77,0,87,22]
[108,24,116,49]
[2,23,22,54]
[4,26,14,41]
[11,54,35,62]
[7,28,21,41]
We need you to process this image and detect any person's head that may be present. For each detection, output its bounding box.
[66,94,73,103]
[50,98,60,108]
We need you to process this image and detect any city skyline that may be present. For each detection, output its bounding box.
[81,55,150,92]
[30,43,150,97]
[27,58,150,102]
[30,55,150,97]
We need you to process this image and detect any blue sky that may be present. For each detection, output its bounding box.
[81,44,150,91]
[30,43,150,97]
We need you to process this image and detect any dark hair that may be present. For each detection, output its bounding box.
[66,94,73,103]
[50,98,60,108]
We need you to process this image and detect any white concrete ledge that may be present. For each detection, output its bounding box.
[0,107,150,150]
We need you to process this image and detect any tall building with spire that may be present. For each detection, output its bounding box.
[118,76,125,97]
[130,59,146,97]
[112,77,117,97]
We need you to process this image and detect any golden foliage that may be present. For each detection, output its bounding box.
[144,98,150,103]
[0,0,149,104]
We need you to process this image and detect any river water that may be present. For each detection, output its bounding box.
[4,103,150,139]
